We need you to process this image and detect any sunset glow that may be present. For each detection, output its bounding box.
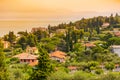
[0,0,120,20]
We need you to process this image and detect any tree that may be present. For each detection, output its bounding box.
[30,44,53,80]
[27,34,37,47]
[17,36,27,50]
[8,31,16,43]
[0,40,9,80]
[3,31,16,44]
[105,62,115,70]
[33,30,48,42]
[17,31,28,36]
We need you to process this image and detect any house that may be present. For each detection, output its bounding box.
[56,29,66,34]
[114,32,120,37]
[84,43,96,48]
[111,45,120,57]
[31,27,48,32]
[113,64,120,72]
[68,66,78,73]
[102,23,110,28]
[13,53,38,66]
[26,46,38,54]
[49,51,67,62]
[2,41,10,49]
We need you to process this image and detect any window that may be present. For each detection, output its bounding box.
[24,60,26,62]
[28,59,30,62]
[32,59,34,62]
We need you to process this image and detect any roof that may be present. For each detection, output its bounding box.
[13,53,38,59]
[114,32,120,37]
[84,43,96,47]
[68,66,77,70]
[102,23,110,27]
[111,45,120,48]
[49,51,66,59]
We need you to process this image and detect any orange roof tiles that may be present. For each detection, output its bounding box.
[114,32,120,37]
[13,53,38,59]
[49,51,66,59]
[68,66,77,70]
[84,43,96,47]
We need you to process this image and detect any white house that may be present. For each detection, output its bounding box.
[111,45,120,57]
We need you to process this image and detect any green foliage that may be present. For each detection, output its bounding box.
[108,37,120,46]
[40,37,61,52]
[4,31,16,43]
[17,36,27,50]
[9,64,32,80]
[30,44,54,80]
[0,48,9,80]
[17,31,28,36]
[33,30,48,42]
[99,72,120,80]
[95,69,103,74]
[105,62,115,70]
[27,34,37,47]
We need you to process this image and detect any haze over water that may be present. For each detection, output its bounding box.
[0,0,120,37]
[0,20,70,37]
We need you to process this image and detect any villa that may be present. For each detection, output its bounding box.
[49,50,67,62]
[111,45,120,57]
[13,53,38,66]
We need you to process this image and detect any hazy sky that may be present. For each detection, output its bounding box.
[0,0,120,20]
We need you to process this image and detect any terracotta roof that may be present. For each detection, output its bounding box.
[13,53,38,59]
[49,51,66,59]
[31,47,38,50]
[102,23,110,27]
[68,66,77,70]
[114,32,120,37]
[84,43,96,47]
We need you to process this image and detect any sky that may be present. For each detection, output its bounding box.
[0,0,120,21]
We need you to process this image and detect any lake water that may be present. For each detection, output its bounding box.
[0,20,69,37]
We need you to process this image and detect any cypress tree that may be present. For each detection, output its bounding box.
[30,44,53,80]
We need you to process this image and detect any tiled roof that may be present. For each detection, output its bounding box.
[68,66,77,70]
[49,51,66,59]
[114,32,120,37]
[102,23,110,27]
[84,43,96,47]
[13,53,38,59]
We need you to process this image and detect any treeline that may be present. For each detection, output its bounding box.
[48,13,120,33]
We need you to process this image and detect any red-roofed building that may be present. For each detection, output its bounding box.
[68,66,78,73]
[84,43,96,48]
[102,23,110,28]
[13,53,38,66]
[49,51,67,62]
[114,32,120,37]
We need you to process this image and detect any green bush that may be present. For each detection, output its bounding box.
[95,69,103,74]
